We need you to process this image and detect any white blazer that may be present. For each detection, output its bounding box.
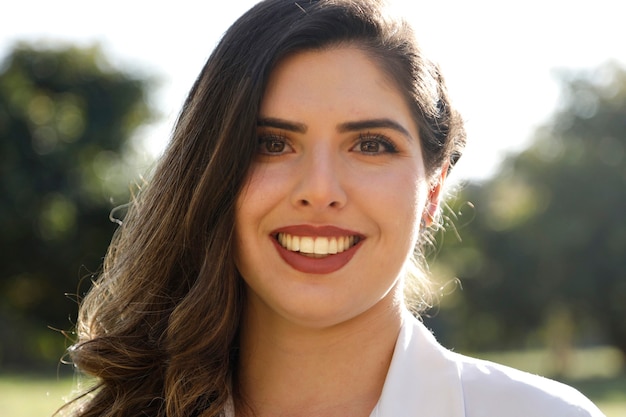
[369,310,606,417]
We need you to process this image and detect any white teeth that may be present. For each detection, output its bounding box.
[337,236,345,252]
[328,238,338,254]
[300,236,314,253]
[314,237,329,255]
[277,233,358,255]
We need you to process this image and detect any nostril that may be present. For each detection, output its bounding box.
[297,199,340,208]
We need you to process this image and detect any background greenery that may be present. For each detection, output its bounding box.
[0,43,153,372]
[424,61,626,362]
[0,43,624,414]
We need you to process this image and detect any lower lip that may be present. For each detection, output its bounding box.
[271,238,362,274]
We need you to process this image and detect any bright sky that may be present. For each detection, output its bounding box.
[2,0,625,183]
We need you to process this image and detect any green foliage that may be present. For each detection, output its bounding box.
[0,43,154,369]
[429,61,626,356]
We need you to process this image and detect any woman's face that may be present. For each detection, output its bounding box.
[235,46,435,329]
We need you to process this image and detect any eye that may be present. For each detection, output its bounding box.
[353,133,398,155]
[256,134,292,155]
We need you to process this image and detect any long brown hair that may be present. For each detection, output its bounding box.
[64,1,465,416]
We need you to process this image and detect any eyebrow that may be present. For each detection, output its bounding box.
[338,119,413,140]
[257,117,308,133]
[256,117,413,140]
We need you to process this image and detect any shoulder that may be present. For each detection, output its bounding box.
[449,350,605,417]
[380,311,606,417]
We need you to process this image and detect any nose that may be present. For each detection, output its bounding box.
[291,145,347,210]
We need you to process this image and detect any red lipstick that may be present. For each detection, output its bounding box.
[271,225,364,274]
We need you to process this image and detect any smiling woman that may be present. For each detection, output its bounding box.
[235,47,429,331]
[63,1,605,417]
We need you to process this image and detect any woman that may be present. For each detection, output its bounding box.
[65,1,605,416]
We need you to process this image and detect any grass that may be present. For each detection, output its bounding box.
[0,373,76,416]
[2,346,625,417]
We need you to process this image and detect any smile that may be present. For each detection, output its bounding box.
[276,233,360,257]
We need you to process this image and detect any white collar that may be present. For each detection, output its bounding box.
[369,309,465,417]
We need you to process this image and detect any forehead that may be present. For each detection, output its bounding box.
[260,47,416,131]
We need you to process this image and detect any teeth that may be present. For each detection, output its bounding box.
[300,237,314,253]
[328,237,338,254]
[314,237,329,254]
[337,236,345,252]
[277,233,359,255]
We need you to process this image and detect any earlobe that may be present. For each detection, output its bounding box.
[422,163,449,227]
[422,198,439,228]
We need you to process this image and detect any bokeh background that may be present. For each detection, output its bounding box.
[1,0,625,415]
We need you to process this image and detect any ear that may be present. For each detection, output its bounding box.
[423,162,449,227]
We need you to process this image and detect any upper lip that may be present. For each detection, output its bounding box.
[271,224,364,238]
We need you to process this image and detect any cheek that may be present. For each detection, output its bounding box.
[236,165,280,221]
[358,164,427,221]
[241,162,291,202]
[369,170,428,259]
[234,164,289,252]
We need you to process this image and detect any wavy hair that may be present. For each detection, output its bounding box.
[63,1,465,416]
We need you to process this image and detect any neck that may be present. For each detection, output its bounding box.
[236,291,404,417]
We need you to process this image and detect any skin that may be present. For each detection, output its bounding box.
[234,46,445,417]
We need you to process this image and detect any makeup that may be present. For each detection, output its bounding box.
[271,225,364,274]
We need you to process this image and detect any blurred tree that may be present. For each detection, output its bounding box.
[0,43,154,370]
[429,61,626,359]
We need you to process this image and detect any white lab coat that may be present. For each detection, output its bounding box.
[369,310,605,416]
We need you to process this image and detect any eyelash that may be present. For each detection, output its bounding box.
[256,132,292,155]
[255,132,399,156]
[354,133,398,155]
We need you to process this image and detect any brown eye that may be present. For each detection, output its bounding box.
[352,134,398,155]
[265,139,286,153]
[360,140,381,153]
[256,134,292,155]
